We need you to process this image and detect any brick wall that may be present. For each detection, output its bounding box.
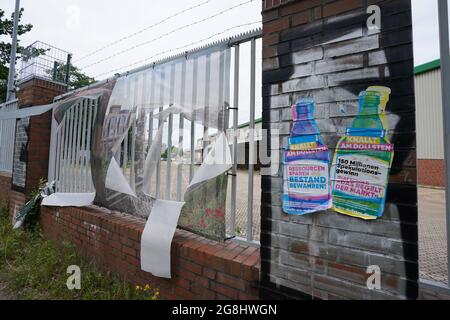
[10,78,65,201]
[261,0,418,299]
[0,172,12,207]
[418,159,445,187]
[40,205,260,300]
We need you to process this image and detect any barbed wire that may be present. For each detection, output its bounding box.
[94,21,261,79]
[74,0,213,63]
[80,0,257,70]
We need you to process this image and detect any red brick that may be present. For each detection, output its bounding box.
[292,11,310,26]
[323,0,364,18]
[418,159,445,187]
[263,17,290,34]
[279,0,321,16]
[216,273,246,291]
[210,282,239,299]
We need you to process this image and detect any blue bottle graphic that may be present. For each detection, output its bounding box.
[283,99,332,215]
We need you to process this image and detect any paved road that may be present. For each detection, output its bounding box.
[419,187,448,285]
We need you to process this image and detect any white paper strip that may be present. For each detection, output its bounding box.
[0,103,54,120]
[189,132,232,187]
[105,157,137,197]
[41,193,96,207]
[140,199,185,278]
[0,93,103,121]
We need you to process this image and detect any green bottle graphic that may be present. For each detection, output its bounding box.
[331,86,394,220]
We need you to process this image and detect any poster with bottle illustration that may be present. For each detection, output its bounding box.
[283,87,394,220]
[283,100,332,215]
[331,86,394,220]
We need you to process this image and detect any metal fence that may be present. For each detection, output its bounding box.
[49,99,98,193]
[18,41,72,85]
[0,99,18,173]
[49,30,262,244]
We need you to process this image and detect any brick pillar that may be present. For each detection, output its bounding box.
[260,0,418,300]
[9,77,66,218]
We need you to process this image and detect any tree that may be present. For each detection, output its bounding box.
[50,63,96,91]
[0,7,33,102]
[0,8,95,101]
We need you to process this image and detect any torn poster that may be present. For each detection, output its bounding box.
[41,192,96,207]
[283,99,332,215]
[140,199,185,279]
[105,157,137,197]
[331,86,394,220]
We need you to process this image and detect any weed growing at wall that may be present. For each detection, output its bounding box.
[0,206,159,300]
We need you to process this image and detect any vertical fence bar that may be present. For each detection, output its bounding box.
[203,54,211,159]
[74,100,83,192]
[123,126,129,174]
[54,123,62,191]
[438,0,450,287]
[63,106,72,192]
[60,110,68,192]
[166,64,176,200]
[190,58,198,182]
[156,67,166,199]
[70,104,79,193]
[130,116,137,191]
[147,111,153,194]
[48,107,58,182]
[177,60,187,201]
[90,100,98,191]
[85,100,93,191]
[167,114,173,200]
[80,99,88,192]
[247,38,256,242]
[230,45,240,238]
[147,70,156,196]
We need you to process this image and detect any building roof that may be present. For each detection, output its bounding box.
[415,59,441,76]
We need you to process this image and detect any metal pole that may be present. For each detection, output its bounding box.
[230,45,239,238]
[247,38,256,242]
[65,53,72,89]
[6,0,20,102]
[438,0,450,288]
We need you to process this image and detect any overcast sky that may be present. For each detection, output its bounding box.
[0,0,443,78]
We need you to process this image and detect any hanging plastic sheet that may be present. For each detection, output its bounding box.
[178,132,232,241]
[41,193,96,207]
[140,199,185,279]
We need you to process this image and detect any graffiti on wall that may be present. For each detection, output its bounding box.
[262,0,417,299]
[263,6,414,219]
[12,117,30,190]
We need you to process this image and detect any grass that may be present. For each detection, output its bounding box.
[0,203,159,300]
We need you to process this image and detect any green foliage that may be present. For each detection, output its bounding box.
[161,146,179,160]
[49,63,96,90]
[0,204,158,300]
[0,8,34,102]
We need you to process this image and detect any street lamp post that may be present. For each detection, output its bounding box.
[6,0,21,102]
